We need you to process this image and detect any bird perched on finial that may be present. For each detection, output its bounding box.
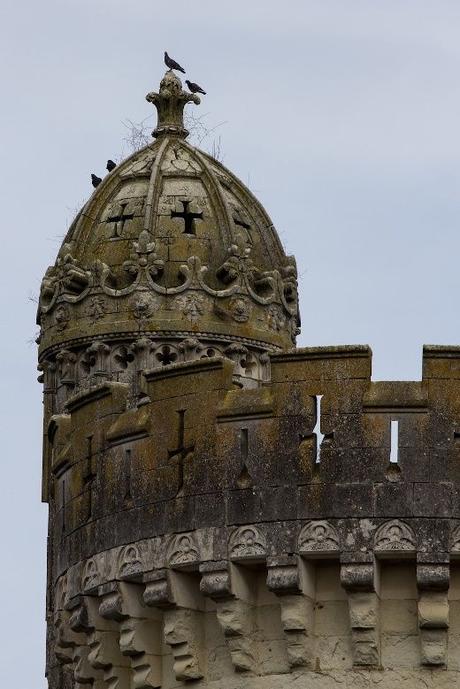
[185,80,206,95]
[91,174,102,188]
[164,51,186,74]
[106,159,116,172]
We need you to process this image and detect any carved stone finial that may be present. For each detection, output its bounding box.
[146,70,200,139]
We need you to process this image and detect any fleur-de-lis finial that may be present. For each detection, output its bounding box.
[146,70,200,139]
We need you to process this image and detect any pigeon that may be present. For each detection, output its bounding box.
[185,80,206,95]
[106,159,116,172]
[91,174,102,188]
[164,51,186,74]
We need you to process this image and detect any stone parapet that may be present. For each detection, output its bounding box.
[42,345,460,686]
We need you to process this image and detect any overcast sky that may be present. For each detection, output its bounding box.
[1,1,460,686]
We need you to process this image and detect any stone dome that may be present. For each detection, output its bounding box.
[37,70,299,393]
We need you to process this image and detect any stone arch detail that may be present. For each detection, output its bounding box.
[228,525,267,561]
[298,520,340,556]
[118,543,143,580]
[81,557,101,592]
[167,532,200,569]
[374,519,416,555]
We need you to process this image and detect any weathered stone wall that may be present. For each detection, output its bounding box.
[43,344,460,687]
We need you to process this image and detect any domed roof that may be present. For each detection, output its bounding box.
[37,70,299,382]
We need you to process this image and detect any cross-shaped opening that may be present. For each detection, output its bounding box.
[171,200,203,235]
[240,427,248,462]
[107,202,134,239]
[124,449,132,503]
[313,395,324,464]
[61,479,66,533]
[168,410,195,494]
[237,427,253,489]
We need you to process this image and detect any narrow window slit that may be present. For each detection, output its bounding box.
[390,419,399,464]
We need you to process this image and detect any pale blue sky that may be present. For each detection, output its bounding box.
[1,1,460,686]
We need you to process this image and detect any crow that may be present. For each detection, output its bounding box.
[185,80,206,95]
[91,174,102,188]
[106,159,116,172]
[164,51,186,74]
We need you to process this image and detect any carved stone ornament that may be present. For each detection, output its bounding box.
[123,230,164,282]
[146,69,200,139]
[118,544,143,580]
[167,533,200,569]
[298,520,340,555]
[131,292,159,320]
[228,525,267,561]
[267,303,286,331]
[175,293,207,323]
[82,558,101,592]
[161,144,202,173]
[54,304,71,331]
[374,519,416,554]
[229,296,252,322]
[38,235,298,358]
[85,296,107,323]
[39,245,92,315]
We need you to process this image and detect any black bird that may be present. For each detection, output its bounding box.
[91,174,102,188]
[106,159,116,172]
[185,80,206,95]
[164,51,186,74]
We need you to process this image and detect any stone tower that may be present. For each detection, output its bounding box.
[38,69,460,689]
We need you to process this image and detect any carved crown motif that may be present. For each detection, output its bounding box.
[37,72,299,365]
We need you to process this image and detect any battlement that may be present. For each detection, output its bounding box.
[44,343,460,687]
[45,344,460,561]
